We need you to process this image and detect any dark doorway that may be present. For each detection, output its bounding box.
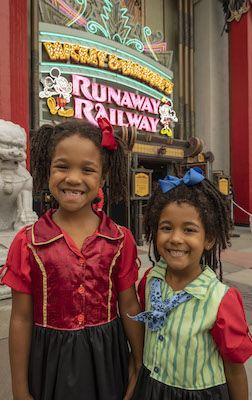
[138,159,170,185]
[130,159,172,243]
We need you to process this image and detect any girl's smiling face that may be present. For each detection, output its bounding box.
[49,134,105,216]
[157,202,215,278]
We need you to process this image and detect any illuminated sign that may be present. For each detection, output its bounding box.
[73,75,160,132]
[39,67,179,135]
[39,0,177,73]
[43,42,173,96]
[39,25,177,135]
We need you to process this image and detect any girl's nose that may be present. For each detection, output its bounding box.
[170,230,183,244]
[65,171,82,184]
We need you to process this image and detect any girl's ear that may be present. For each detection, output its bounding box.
[100,174,107,188]
[204,237,216,251]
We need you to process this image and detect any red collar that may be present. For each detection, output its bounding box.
[30,209,124,246]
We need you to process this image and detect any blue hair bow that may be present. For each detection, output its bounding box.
[159,167,205,193]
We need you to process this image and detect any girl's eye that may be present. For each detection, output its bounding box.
[83,168,94,173]
[185,228,195,233]
[56,165,68,169]
[160,226,171,231]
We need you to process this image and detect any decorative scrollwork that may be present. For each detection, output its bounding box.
[125,38,144,52]
[143,26,158,62]
[202,151,215,163]
[39,0,171,65]
[157,145,167,155]
[222,0,251,23]
[86,20,110,37]
[184,137,204,158]
[66,0,87,27]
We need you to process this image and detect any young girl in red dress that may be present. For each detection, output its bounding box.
[1,119,143,400]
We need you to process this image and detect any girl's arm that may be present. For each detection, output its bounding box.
[9,290,34,400]
[224,361,248,400]
[119,284,144,400]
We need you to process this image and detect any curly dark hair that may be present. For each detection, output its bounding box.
[144,176,233,280]
[30,120,127,203]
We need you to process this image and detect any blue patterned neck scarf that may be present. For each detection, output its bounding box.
[128,278,193,332]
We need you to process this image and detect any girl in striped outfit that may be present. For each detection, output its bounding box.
[130,167,252,400]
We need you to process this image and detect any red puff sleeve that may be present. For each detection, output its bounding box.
[211,287,252,363]
[1,227,32,295]
[117,228,139,291]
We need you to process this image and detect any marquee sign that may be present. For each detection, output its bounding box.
[39,24,178,136]
[40,68,160,132]
[43,42,174,96]
[73,74,160,131]
[40,68,178,135]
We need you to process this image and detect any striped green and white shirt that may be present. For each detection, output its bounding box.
[143,261,229,390]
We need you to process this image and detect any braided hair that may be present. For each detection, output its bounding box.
[30,120,127,203]
[144,174,232,280]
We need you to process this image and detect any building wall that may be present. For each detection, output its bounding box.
[145,0,164,32]
[163,1,179,121]
[194,0,229,174]
[145,0,179,116]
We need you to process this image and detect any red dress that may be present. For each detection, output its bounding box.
[2,209,138,400]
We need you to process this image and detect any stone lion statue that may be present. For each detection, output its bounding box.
[0,120,38,233]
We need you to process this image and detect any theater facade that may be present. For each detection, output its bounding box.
[36,3,207,240]
[2,0,251,230]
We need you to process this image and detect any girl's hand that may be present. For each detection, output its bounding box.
[14,394,34,400]
[224,361,248,400]
[123,372,138,400]
[119,285,144,400]
[10,291,34,400]
[123,358,141,400]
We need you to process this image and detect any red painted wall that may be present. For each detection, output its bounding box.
[0,0,29,167]
[229,9,252,224]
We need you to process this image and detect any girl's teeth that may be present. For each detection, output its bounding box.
[64,190,82,196]
[169,250,187,256]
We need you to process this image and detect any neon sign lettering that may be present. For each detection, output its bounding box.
[44,42,173,95]
[72,75,160,132]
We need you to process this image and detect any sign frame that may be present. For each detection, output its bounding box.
[131,168,153,200]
